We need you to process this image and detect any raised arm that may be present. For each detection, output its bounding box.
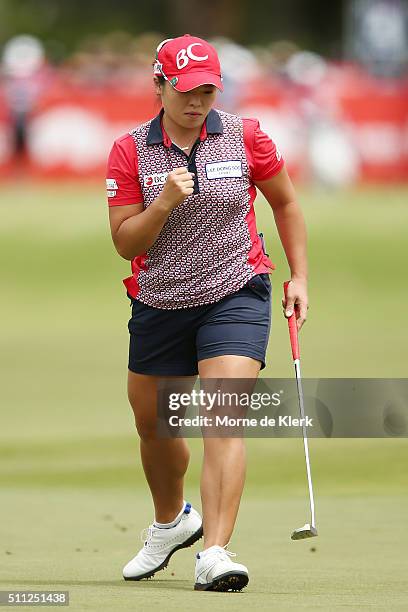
[255,167,308,330]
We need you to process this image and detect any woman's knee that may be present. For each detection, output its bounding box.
[127,371,158,439]
[203,436,246,456]
[127,370,198,440]
[134,414,158,440]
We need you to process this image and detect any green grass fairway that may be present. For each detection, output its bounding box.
[1,488,407,610]
[1,183,408,610]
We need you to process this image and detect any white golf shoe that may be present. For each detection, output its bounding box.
[194,545,249,591]
[123,502,203,580]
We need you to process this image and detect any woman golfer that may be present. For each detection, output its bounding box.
[106,34,308,592]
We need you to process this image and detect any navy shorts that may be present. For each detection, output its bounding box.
[127,273,272,376]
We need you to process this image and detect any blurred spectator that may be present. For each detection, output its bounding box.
[211,37,261,107]
[1,35,53,162]
[345,0,408,78]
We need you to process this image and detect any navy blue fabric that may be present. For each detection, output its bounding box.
[127,274,271,376]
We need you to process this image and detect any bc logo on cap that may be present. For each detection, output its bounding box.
[176,43,209,69]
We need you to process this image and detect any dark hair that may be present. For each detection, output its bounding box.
[153,74,165,108]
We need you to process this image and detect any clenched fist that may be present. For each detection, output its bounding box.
[158,167,195,211]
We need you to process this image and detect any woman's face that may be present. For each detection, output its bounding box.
[156,79,217,129]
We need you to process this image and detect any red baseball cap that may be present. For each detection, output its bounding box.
[153,34,223,92]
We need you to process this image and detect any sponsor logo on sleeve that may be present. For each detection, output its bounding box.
[205,160,243,180]
[106,178,118,197]
[143,172,168,188]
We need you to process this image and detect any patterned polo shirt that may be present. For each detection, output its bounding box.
[106,108,284,309]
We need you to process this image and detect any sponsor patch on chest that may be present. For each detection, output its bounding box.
[143,172,169,187]
[205,160,242,179]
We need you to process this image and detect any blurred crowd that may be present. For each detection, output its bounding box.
[0,31,342,93]
[0,28,407,184]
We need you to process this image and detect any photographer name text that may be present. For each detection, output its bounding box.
[168,415,313,428]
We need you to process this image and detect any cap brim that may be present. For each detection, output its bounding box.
[172,71,223,92]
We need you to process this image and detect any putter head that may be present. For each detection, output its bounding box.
[291,523,318,540]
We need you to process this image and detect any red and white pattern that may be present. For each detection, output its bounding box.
[125,110,274,309]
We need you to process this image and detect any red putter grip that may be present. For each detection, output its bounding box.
[283,281,300,361]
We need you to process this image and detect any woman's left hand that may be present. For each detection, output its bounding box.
[282,278,308,331]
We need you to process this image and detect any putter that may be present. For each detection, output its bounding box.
[283,281,318,541]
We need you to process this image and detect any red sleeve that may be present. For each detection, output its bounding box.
[243,118,284,182]
[106,133,144,207]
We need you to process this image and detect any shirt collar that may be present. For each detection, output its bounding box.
[146,108,223,147]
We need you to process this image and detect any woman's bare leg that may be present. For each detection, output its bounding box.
[198,355,261,548]
[128,371,197,522]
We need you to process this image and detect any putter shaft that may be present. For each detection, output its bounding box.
[294,358,316,530]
